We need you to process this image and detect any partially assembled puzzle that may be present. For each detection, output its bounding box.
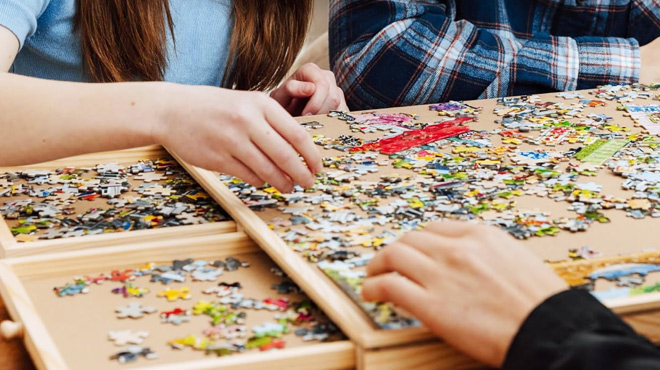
[0,158,229,242]
[215,84,660,328]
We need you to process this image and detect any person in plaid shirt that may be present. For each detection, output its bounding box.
[330,0,660,110]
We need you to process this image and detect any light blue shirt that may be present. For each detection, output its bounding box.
[0,0,233,85]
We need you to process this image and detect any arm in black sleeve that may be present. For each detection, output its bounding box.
[504,290,660,370]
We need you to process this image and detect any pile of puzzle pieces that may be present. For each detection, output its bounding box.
[224,84,660,328]
[0,158,229,241]
[52,257,342,364]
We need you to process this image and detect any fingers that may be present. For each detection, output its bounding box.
[361,274,427,312]
[273,64,347,116]
[232,141,294,193]
[250,123,316,190]
[395,230,457,257]
[270,80,317,108]
[365,242,437,286]
[292,64,345,115]
[423,220,481,238]
[261,97,323,176]
[219,156,265,188]
[304,70,344,115]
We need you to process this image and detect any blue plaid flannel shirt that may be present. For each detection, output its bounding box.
[330,0,660,110]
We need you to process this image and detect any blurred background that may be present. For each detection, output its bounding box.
[310,0,329,45]
[295,0,330,70]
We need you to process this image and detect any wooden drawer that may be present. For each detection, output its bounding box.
[0,146,235,258]
[0,233,354,370]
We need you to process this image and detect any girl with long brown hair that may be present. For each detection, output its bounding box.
[0,0,345,192]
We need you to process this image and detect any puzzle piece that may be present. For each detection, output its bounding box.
[182,260,207,272]
[160,308,191,325]
[204,324,247,340]
[142,186,174,196]
[157,287,191,302]
[115,302,157,319]
[53,282,89,297]
[110,346,157,363]
[150,270,186,284]
[134,172,165,183]
[175,213,205,225]
[301,121,324,130]
[108,330,150,346]
[0,178,12,188]
[252,321,288,338]
[172,258,195,270]
[191,268,223,282]
[204,282,242,297]
[112,283,149,298]
[556,92,583,100]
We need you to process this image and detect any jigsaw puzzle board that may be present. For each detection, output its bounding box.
[0,233,353,370]
[0,146,235,258]
[178,87,660,354]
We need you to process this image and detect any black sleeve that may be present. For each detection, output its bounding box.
[503,290,660,370]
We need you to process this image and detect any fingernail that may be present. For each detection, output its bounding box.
[305,112,313,116]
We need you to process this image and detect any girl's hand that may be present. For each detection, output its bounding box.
[270,63,348,116]
[156,85,323,193]
[361,221,567,368]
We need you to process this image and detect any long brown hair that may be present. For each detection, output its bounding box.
[76,0,312,90]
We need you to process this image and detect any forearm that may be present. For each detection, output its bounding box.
[330,0,641,109]
[0,73,172,166]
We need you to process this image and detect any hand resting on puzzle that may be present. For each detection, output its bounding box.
[361,220,567,368]
[154,86,323,193]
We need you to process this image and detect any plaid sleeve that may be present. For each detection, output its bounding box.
[330,0,641,110]
[574,37,640,91]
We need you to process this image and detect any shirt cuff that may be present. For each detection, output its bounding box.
[503,33,580,97]
[575,37,640,90]
[502,289,638,370]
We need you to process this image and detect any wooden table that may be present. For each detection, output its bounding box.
[0,296,35,370]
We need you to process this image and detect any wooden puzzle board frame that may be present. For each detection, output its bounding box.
[0,233,354,370]
[173,90,660,368]
[0,146,236,258]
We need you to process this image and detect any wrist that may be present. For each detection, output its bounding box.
[146,81,182,147]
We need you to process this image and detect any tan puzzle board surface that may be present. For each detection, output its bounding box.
[14,247,343,369]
